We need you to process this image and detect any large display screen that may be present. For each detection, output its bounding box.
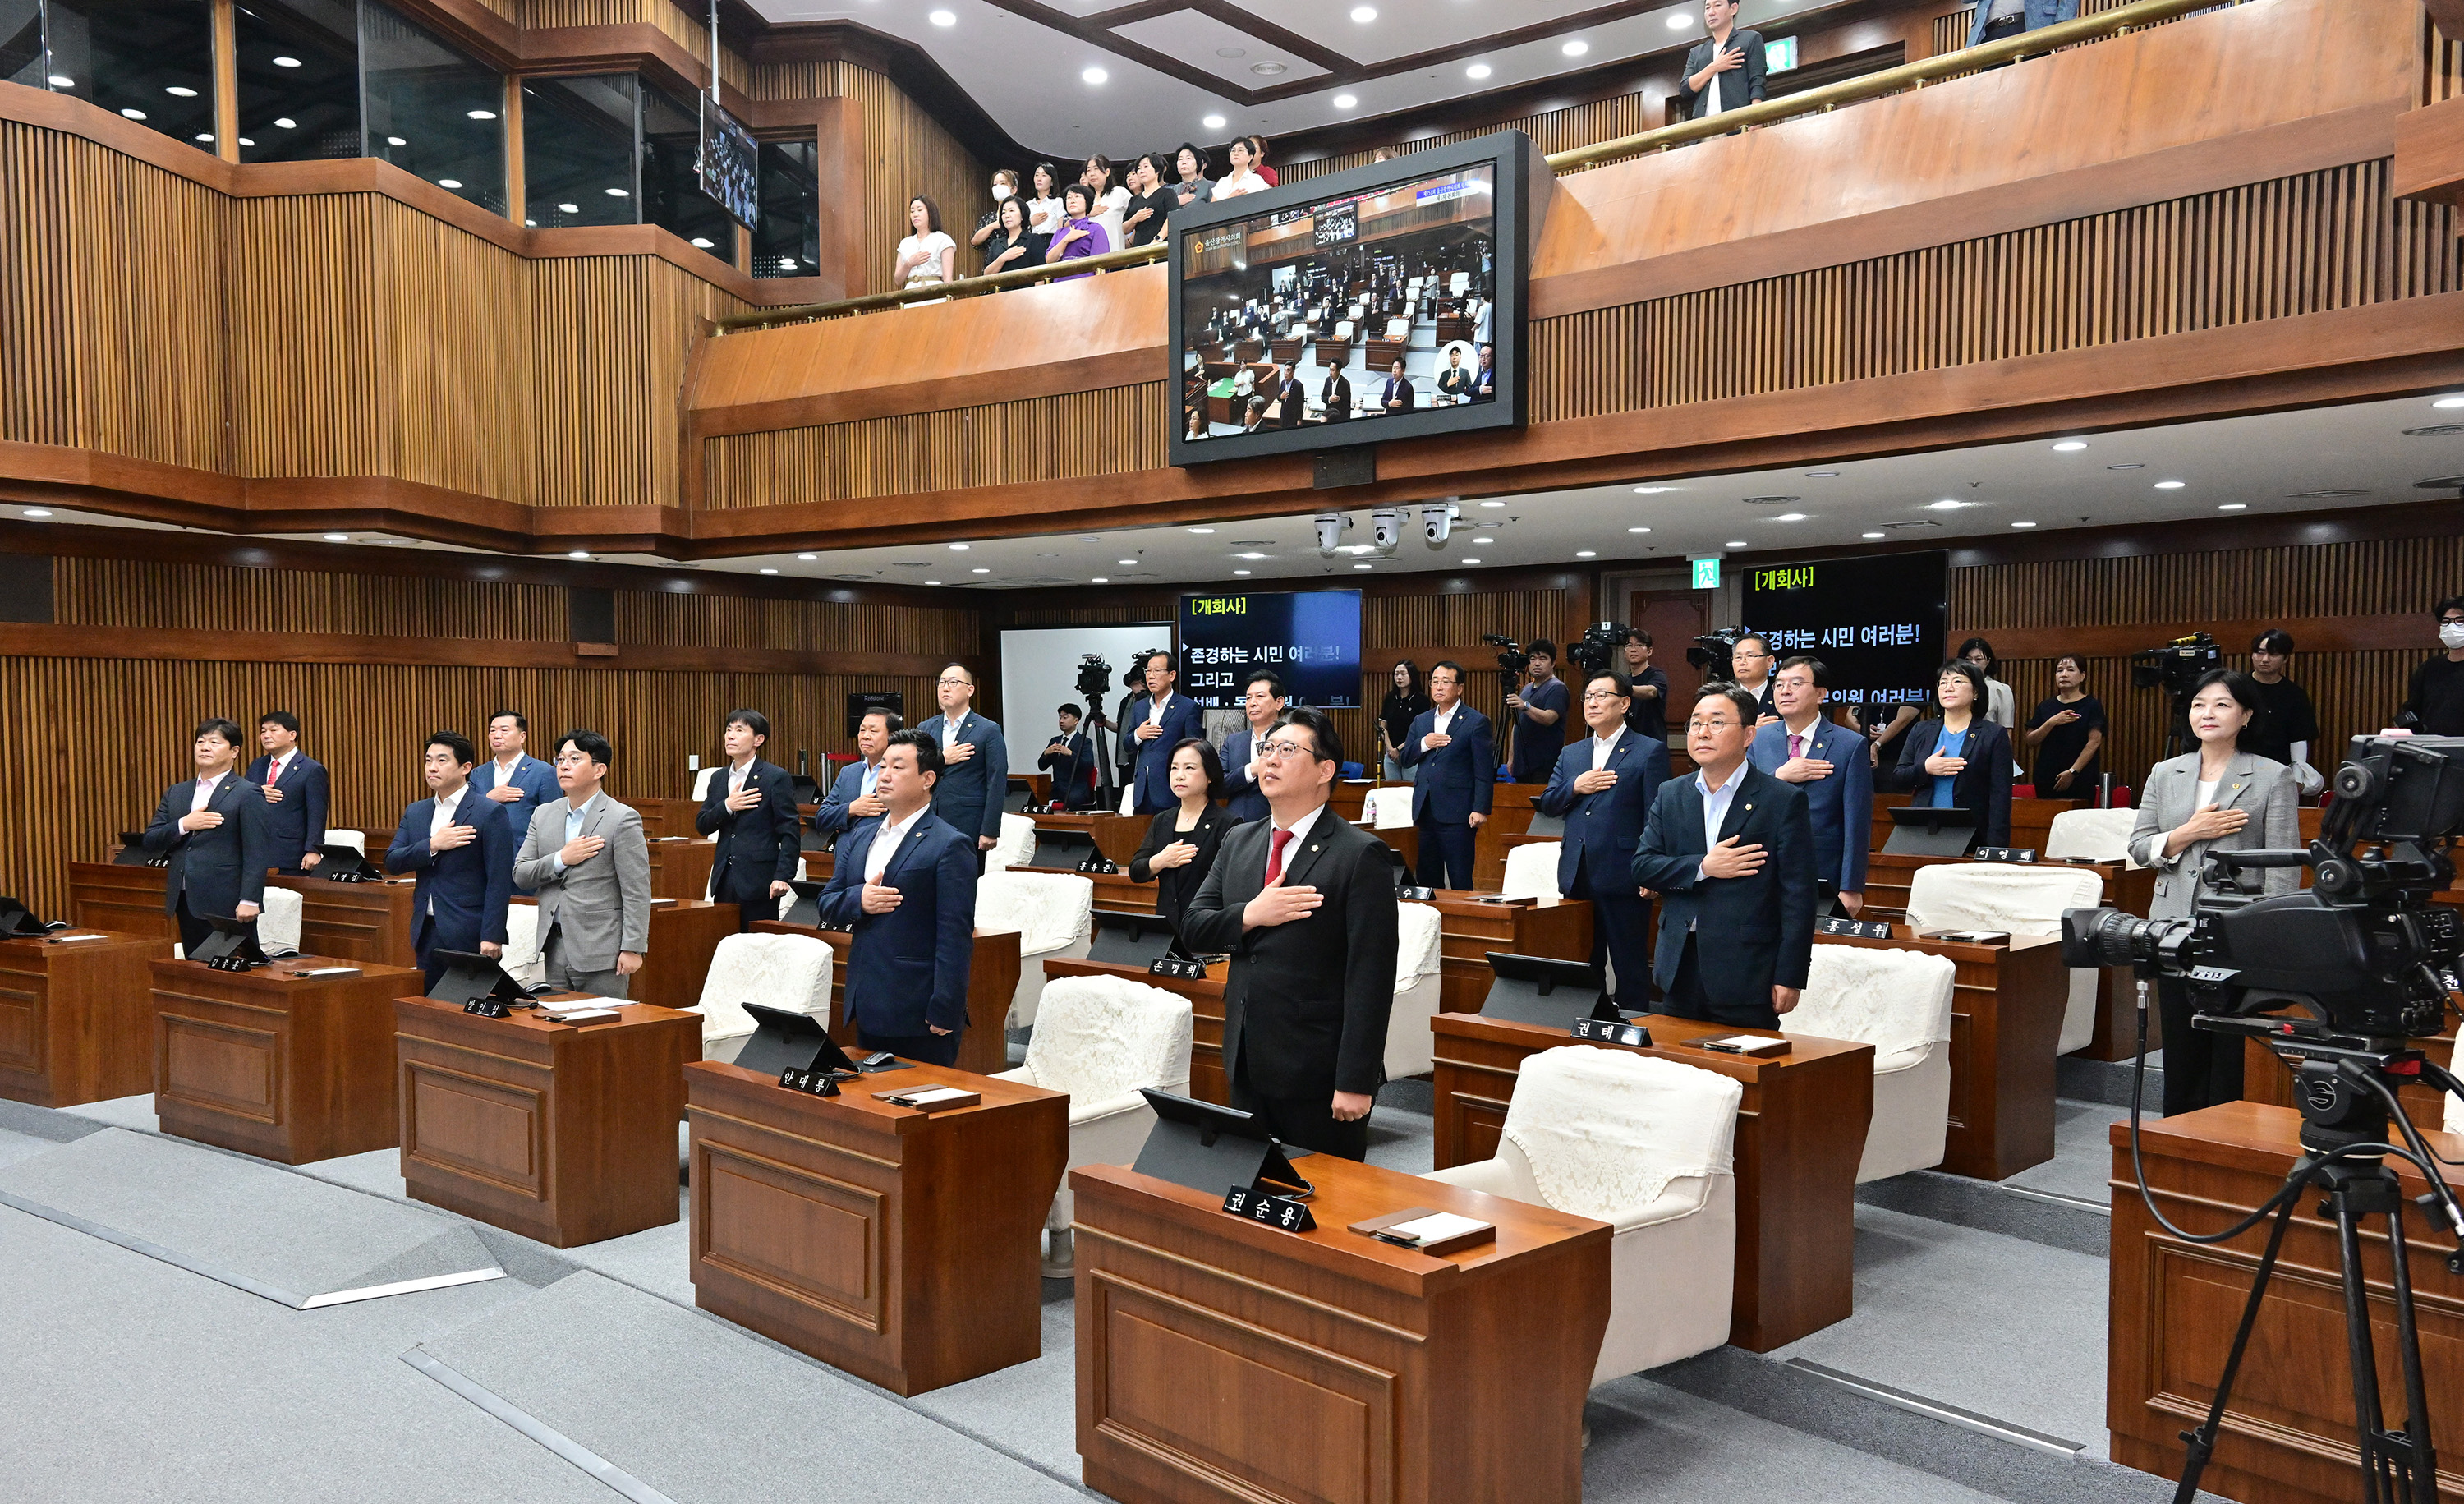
[698,96,759,229]
[1740,551,1949,712]
[1168,131,1541,467]
[1177,591,1363,711]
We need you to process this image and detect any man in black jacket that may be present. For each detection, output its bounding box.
[695,708,802,931]
[1320,367,1353,423]
[1680,0,1768,121]
[142,718,272,952]
[1184,708,1399,1160]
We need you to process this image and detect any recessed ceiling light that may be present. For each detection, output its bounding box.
[25,508,54,518]
[272,55,301,67]
[466,108,496,120]
[797,553,816,560]
[558,202,578,213]
[1202,113,1226,129]
[237,137,253,146]
[928,7,954,23]
[1251,61,1287,76]
[605,187,629,197]
[322,532,348,541]
[1354,563,1373,570]
[1092,576,1109,583]
[1926,499,1970,510]
[758,567,779,574]
[1349,4,1376,19]
[1480,499,1506,508]
[568,550,591,559]
[119,108,145,119]
[2108,462,2143,471]
[1575,550,1597,558]
[439,178,462,189]
[2218,503,2248,511]
[1188,527,1216,535]
[274,117,295,128]
[1862,531,1884,540]
[925,579,943,586]
[689,237,714,248]
[949,542,971,550]
[972,567,990,573]
[1725,540,1748,549]
[1332,94,1358,109]
[2011,521,2037,528]
[1466,63,1492,79]
[1631,485,1672,494]
[1461,557,1481,564]
[2154,480,2186,490]
[46,75,71,86]
[2434,396,2464,409]
[388,136,407,146]
[1805,471,1839,478]
[1561,39,1589,56]
[1117,559,1137,566]
[1627,526,1651,534]
[2053,440,2090,453]
[1236,551,1269,559]
[1772,513,1807,522]
[1666,11,1695,27]
[1082,66,1108,85]
[195,133,213,142]
[165,85,197,97]
[1234,568,1252,576]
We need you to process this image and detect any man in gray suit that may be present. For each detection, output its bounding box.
[512,729,651,997]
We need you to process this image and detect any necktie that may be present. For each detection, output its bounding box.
[1789,734,1803,760]
[1264,828,1294,885]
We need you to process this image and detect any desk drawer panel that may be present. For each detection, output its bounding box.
[699,1142,885,1334]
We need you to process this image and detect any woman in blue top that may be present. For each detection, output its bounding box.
[1888,658,2013,848]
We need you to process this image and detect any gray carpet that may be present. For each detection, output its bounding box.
[0,1128,502,1308]
[1584,1374,2010,1502]
[2003,1099,2131,1206]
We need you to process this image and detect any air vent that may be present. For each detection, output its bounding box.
[2402,425,2464,438]
[2285,489,2372,499]
[828,573,879,582]
[1740,495,1802,506]
[2416,477,2464,490]
[1881,519,1942,530]
[891,561,931,568]
[1230,540,1277,547]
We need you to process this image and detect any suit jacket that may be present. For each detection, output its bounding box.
[141,773,271,918]
[1630,764,1817,1009]
[924,711,1009,843]
[1680,28,1768,118]
[511,794,651,969]
[1381,376,1414,412]
[385,792,515,958]
[1886,719,2016,849]
[694,757,801,895]
[1970,0,2076,44]
[816,812,977,1037]
[1436,366,1473,402]
[469,754,560,836]
[2126,751,2299,920]
[1183,812,1400,1098]
[1123,694,1206,815]
[1399,705,1496,825]
[1273,379,1305,429]
[1220,725,1276,822]
[1037,733,1098,808]
[811,758,884,839]
[1535,729,1671,897]
[242,752,329,869]
[1749,717,1875,894]
[1129,803,1237,945]
[1473,362,1496,398]
[1321,372,1352,422]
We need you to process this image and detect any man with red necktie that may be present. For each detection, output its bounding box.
[246,711,330,873]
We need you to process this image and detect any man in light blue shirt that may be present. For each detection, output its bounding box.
[814,709,899,841]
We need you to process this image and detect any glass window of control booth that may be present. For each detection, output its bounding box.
[3,0,43,88]
[522,72,638,228]
[235,0,357,163]
[362,0,503,213]
[641,80,733,261]
[39,0,214,149]
[752,138,819,278]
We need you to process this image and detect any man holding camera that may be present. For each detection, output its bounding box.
[1504,639,1568,784]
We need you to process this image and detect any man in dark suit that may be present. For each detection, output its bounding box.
[1380,358,1414,414]
[815,730,979,1066]
[1536,671,1670,1009]
[1473,343,1496,401]
[1749,655,1874,918]
[1680,0,1768,120]
[1123,650,1205,816]
[1184,708,1398,1160]
[1320,367,1353,423]
[1631,684,1817,1031]
[141,718,272,952]
[1398,660,1494,889]
[384,732,515,985]
[1435,346,1473,403]
[245,710,329,872]
[696,708,802,931]
[813,708,898,842]
[471,711,560,894]
[1219,670,1286,823]
[1037,705,1100,810]
[922,664,1009,867]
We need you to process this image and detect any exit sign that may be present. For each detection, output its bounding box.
[1691,558,1722,590]
[1766,35,1799,71]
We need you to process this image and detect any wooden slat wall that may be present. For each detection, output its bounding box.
[750,59,985,295]
[522,0,752,91]
[2432,14,2461,105]
[610,589,976,656]
[1282,90,1668,185]
[53,559,570,637]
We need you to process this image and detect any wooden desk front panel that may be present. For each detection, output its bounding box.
[645,839,720,904]
[747,922,1021,1078]
[619,798,707,840]
[1427,1010,1872,1352]
[0,931,176,1107]
[632,900,736,1012]
[2109,1104,2464,1504]
[68,862,177,942]
[268,875,419,968]
[1361,821,1421,875]
[149,958,419,1164]
[1421,895,1593,1016]
[1032,813,1149,867]
[1471,784,1540,892]
[1044,957,1230,1105]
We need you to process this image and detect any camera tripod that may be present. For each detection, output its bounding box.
[2163,1020,2464,1504]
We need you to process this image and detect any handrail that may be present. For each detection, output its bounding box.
[716,0,2240,333]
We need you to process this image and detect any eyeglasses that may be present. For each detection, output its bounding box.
[1685,717,1740,732]
[1581,689,1628,702]
[1732,647,1769,660]
[1257,738,1325,763]
[936,676,971,687]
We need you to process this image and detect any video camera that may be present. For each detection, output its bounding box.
[1686,625,1749,682]
[2128,632,2223,699]
[1479,633,1530,683]
[1073,653,1115,704]
[1567,622,1625,680]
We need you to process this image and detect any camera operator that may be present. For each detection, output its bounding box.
[2245,629,2321,794]
[2400,596,2464,737]
[1502,637,1568,784]
[2125,669,2298,1116]
[1621,628,1671,743]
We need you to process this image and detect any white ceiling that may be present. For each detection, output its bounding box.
[752,0,1841,154]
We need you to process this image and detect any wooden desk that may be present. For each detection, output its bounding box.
[618,797,706,840]
[1429,1010,1872,1351]
[1416,893,1593,1016]
[1071,1157,1611,1504]
[149,955,422,1164]
[268,873,419,968]
[645,838,719,903]
[1046,957,1231,1102]
[686,1058,1066,1396]
[749,921,1021,1078]
[1018,864,1156,915]
[1360,821,1420,873]
[2245,1028,2456,1137]
[2108,1104,2464,1504]
[1815,929,2067,1180]
[511,897,735,1012]
[0,931,177,1107]
[67,861,177,942]
[1471,783,1542,891]
[1008,772,1051,806]
[1032,812,1147,867]
[1869,793,2082,851]
[393,995,699,1248]
[1331,779,1372,821]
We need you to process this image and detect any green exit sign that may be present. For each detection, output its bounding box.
[1691,558,1722,590]
[1766,35,1799,71]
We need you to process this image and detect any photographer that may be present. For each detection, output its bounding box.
[2400,597,2464,737]
[2126,669,2298,1116]
[1502,637,1568,784]
[1621,628,1670,743]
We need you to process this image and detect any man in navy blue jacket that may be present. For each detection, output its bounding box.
[1218,670,1287,822]
[922,665,1009,869]
[812,708,896,841]
[1123,651,1205,816]
[1035,706,1100,810]
[1748,655,1874,918]
[816,730,979,1066]
[245,711,329,872]
[1631,683,1817,1031]
[385,733,516,985]
[142,718,273,952]
[695,708,802,930]
[1536,670,1669,1009]
[1399,660,1495,890]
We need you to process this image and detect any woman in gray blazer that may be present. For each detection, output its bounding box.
[2126,669,2300,1117]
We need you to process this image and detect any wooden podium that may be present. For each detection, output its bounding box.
[0,930,177,1107]
[2109,1103,2464,1504]
[684,1058,1066,1396]
[644,838,719,903]
[1416,892,1593,1015]
[268,873,419,968]
[150,955,422,1164]
[1429,1010,1871,1351]
[67,861,177,942]
[393,996,699,1248]
[1071,1157,1611,1504]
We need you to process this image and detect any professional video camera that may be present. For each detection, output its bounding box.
[2059,734,2464,1504]
[1073,653,1115,704]
[1685,625,1749,682]
[1480,633,1529,679]
[2128,632,2223,755]
[1567,622,1625,680]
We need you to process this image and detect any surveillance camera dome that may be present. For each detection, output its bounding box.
[1421,499,1459,545]
[1315,512,1352,557]
[1371,508,1403,554]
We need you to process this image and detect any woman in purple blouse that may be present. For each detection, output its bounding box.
[1044,182,1110,279]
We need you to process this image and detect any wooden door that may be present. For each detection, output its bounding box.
[1630,589,1715,707]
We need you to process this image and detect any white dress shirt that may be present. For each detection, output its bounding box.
[1429,703,1459,743]
[191,770,228,812]
[727,757,756,798]
[1590,729,1623,771]
[866,805,930,885]
[430,784,467,840]
[1694,764,1746,896]
[940,715,964,750]
[1262,802,1326,883]
[550,792,600,875]
[264,752,290,786]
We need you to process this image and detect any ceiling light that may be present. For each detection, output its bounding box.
[1117,559,1137,566]
[1466,63,1492,79]
[322,532,348,541]
[1772,513,1807,522]
[1349,4,1376,19]
[119,108,145,119]
[1332,94,1358,109]
[925,579,943,586]
[2434,397,2464,409]
[1235,551,1269,559]
[46,75,71,86]
[558,202,578,213]
[195,133,213,142]
[2154,480,2186,490]
[2052,440,2089,452]
[25,508,54,518]
[568,550,591,559]
[1480,499,1506,508]
[1082,66,1108,85]
[949,542,970,550]
[1092,576,1109,583]
[972,567,990,573]
[689,237,714,248]
[1188,527,1216,534]
[1725,540,1748,549]
[1926,499,1970,510]
[1354,563,1372,570]
[2218,503,2248,511]
[272,55,301,67]
[797,553,816,560]
[165,85,198,98]
[1627,526,1651,534]
[758,567,778,574]
[1234,569,1252,576]
[929,7,955,23]
[237,137,252,146]
[1575,550,1597,558]
[1251,62,1287,76]
[1202,113,1226,129]
[388,136,407,146]
[1631,485,1671,494]
[1805,471,1840,478]
[1862,531,1884,539]
[274,117,295,128]
[605,187,629,197]
[1561,39,1589,56]
[1666,11,1696,27]
[2108,462,2143,471]
[466,109,496,120]
[2011,521,2037,528]
[1461,557,1481,564]
[439,178,462,189]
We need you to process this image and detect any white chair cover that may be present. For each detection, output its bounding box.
[986,812,1037,873]
[1383,902,1447,1079]
[995,973,1195,1234]
[257,885,304,954]
[692,931,833,1061]
[979,869,1097,1028]
[1384,317,1409,340]
[1118,787,1138,817]
[1502,842,1562,902]
[1906,862,2105,1054]
[499,904,547,991]
[1501,1046,1740,1225]
[1449,271,1470,295]
[2448,1089,2462,1137]
[2045,807,2145,867]
[1363,786,1414,830]
[1790,945,1958,1181]
[691,766,720,802]
[1334,319,1355,339]
[325,829,366,855]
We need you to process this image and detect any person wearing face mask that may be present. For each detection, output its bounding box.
[2127,670,2297,1115]
[1885,660,2014,849]
[2402,596,2464,736]
[971,169,1020,269]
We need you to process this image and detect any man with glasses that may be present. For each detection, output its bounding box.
[1536,671,1669,1009]
[1749,655,1873,918]
[922,664,1009,870]
[1219,670,1288,823]
[1399,660,1495,890]
[1124,650,1204,816]
[1728,635,1780,724]
[1184,709,1399,1160]
[512,730,651,998]
[1631,685,1815,1030]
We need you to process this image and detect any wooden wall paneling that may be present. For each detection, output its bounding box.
[748,58,984,295]
[609,587,977,658]
[227,193,386,482]
[50,557,571,638]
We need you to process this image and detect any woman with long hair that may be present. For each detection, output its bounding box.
[893,195,954,296]
[1379,658,1432,781]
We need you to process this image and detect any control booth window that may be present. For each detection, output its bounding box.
[234,0,357,163]
[38,0,215,150]
[752,138,817,278]
[362,0,503,214]
[640,81,733,263]
[523,72,639,229]
[3,0,43,89]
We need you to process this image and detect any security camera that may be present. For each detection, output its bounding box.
[1371,508,1403,554]
[1421,499,1460,546]
[1315,512,1352,557]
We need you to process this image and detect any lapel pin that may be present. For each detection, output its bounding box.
[1745,803,1754,812]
